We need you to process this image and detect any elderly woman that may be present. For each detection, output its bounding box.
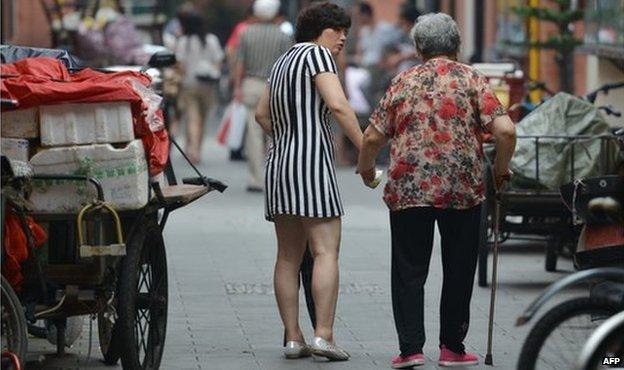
[254,2,362,361]
[357,13,516,368]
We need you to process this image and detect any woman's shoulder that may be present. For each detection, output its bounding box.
[314,44,334,57]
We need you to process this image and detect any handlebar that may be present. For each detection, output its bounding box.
[597,105,622,118]
[182,176,228,193]
[585,82,624,104]
[526,80,556,96]
[516,267,624,326]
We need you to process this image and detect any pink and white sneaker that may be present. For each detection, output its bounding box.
[438,345,479,367]
[391,353,425,368]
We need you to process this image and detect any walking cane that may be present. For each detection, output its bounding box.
[485,191,501,366]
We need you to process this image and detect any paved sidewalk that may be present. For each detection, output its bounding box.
[27,139,582,370]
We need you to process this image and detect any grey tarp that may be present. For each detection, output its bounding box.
[510,92,620,190]
[0,45,81,69]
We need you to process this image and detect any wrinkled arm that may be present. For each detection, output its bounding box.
[357,124,388,175]
[489,114,516,188]
[315,72,363,150]
[254,85,272,134]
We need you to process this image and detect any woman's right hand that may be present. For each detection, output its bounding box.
[493,167,512,192]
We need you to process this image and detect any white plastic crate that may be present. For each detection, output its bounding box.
[29,140,149,213]
[1,107,39,138]
[1,138,30,162]
[40,102,134,146]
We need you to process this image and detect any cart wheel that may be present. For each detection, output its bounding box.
[478,200,490,287]
[118,219,168,370]
[1,275,27,368]
[98,311,121,365]
[545,239,558,272]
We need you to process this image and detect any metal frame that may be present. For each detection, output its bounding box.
[478,133,620,286]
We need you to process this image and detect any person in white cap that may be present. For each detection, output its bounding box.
[233,0,292,192]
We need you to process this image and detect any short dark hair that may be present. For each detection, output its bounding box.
[294,2,351,43]
[359,2,373,16]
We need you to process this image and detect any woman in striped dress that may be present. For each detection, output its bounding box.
[254,2,363,361]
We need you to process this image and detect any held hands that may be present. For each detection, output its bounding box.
[356,166,383,189]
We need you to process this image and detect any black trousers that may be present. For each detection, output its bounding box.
[390,205,481,356]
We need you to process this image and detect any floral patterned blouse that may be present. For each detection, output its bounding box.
[369,57,506,211]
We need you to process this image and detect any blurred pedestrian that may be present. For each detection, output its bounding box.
[357,13,516,368]
[276,4,294,37]
[356,2,401,68]
[254,2,362,361]
[225,6,256,161]
[391,2,421,72]
[175,9,224,164]
[225,6,255,72]
[233,0,292,192]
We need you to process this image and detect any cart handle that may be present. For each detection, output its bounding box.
[182,176,228,193]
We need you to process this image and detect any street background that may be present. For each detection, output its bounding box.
[2,0,622,369]
[26,138,582,369]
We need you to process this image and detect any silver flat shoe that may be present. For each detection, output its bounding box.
[283,341,311,359]
[310,336,350,361]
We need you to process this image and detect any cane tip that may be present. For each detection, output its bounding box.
[485,354,493,365]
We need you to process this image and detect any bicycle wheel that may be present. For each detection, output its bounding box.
[517,297,621,370]
[118,218,168,370]
[578,311,624,370]
[1,275,28,368]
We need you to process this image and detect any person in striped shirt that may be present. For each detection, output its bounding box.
[233,0,292,192]
[254,2,363,362]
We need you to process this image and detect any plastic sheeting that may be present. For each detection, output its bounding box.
[510,92,620,190]
[2,208,47,291]
[0,45,81,69]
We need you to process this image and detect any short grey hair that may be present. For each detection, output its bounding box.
[410,13,460,57]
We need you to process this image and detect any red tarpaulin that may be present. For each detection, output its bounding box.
[1,57,169,175]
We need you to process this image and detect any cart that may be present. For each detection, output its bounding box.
[477,133,621,287]
[0,49,226,369]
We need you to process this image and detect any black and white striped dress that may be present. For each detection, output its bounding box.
[264,43,344,221]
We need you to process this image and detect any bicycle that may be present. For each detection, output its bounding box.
[515,131,623,369]
[576,309,624,369]
[516,267,624,370]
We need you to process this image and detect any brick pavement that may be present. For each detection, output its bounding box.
[26,140,582,370]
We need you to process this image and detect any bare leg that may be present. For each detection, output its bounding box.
[185,89,202,163]
[302,217,341,343]
[274,215,308,343]
[195,84,217,159]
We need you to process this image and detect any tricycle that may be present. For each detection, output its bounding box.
[0,47,226,369]
[477,88,623,287]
